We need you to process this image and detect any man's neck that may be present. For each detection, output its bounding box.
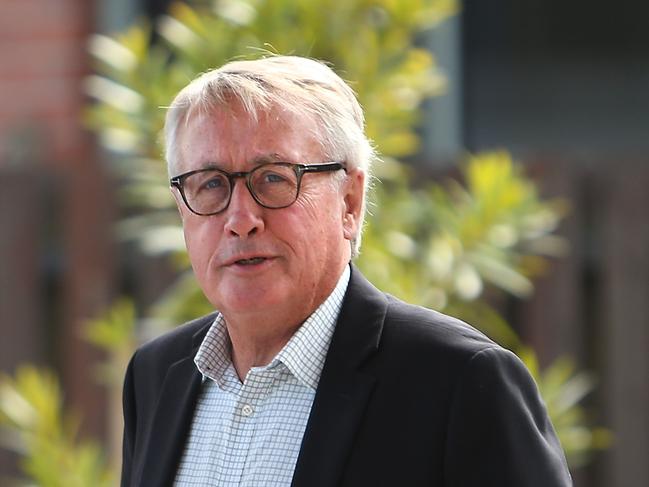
[221,264,350,381]
[222,295,321,380]
[227,322,300,381]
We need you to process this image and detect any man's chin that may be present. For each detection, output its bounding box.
[210,279,291,314]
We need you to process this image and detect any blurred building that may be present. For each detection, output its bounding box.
[459,3,649,487]
[0,0,115,476]
[1,1,647,485]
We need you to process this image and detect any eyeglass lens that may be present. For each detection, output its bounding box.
[182,164,299,214]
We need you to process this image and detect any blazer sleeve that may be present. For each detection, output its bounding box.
[443,347,573,487]
[121,352,137,487]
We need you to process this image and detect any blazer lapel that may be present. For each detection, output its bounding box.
[139,327,208,486]
[292,267,388,487]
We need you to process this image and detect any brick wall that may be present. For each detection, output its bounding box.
[0,0,116,473]
[0,0,92,162]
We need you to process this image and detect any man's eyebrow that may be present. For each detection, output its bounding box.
[188,162,227,172]
[200,162,221,170]
[196,154,289,170]
[250,153,288,165]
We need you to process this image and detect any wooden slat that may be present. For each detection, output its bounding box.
[599,161,649,487]
[0,167,51,476]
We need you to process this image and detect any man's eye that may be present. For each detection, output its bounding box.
[262,172,288,184]
[202,178,224,190]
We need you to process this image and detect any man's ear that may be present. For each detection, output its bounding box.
[342,169,365,241]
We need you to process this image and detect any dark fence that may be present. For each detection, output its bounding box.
[516,157,649,487]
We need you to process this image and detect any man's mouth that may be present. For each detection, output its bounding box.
[234,257,267,265]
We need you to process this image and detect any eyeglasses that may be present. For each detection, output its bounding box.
[170,162,346,216]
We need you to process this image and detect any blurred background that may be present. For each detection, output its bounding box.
[1,0,647,486]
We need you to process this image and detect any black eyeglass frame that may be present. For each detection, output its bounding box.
[170,161,346,216]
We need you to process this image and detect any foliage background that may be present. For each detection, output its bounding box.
[0,0,612,484]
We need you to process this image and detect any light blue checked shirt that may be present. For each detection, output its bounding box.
[174,266,350,486]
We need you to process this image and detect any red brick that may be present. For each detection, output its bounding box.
[0,68,89,166]
[0,35,87,78]
[0,113,90,165]
[0,0,90,39]
[0,75,83,117]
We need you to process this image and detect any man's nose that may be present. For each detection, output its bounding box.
[223,180,265,238]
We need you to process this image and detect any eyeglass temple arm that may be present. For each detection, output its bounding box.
[301,162,346,173]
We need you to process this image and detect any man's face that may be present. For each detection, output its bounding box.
[172,103,364,327]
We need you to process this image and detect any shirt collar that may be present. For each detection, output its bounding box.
[193,313,231,388]
[194,265,350,391]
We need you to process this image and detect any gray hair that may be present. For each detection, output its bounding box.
[164,55,376,256]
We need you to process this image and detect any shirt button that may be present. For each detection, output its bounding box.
[241,404,254,417]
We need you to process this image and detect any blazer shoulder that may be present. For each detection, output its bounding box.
[133,312,217,368]
[344,267,503,367]
[381,294,501,362]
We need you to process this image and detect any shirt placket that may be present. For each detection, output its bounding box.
[225,366,275,486]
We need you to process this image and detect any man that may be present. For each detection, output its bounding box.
[121,55,572,486]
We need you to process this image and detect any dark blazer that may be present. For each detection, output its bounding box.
[121,267,572,486]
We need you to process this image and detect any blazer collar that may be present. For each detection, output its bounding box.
[291,265,388,487]
[138,319,212,486]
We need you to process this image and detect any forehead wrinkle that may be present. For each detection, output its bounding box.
[250,153,291,165]
[191,153,294,173]
[180,103,326,173]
